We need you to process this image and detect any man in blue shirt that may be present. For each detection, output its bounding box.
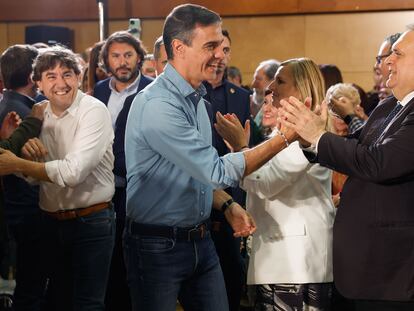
[124,4,295,311]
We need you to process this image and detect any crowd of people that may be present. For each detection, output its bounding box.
[0,3,413,311]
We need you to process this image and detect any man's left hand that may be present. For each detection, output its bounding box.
[224,203,256,237]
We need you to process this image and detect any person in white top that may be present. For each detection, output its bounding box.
[0,46,115,311]
[220,58,335,311]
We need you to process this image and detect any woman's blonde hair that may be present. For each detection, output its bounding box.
[280,57,331,131]
[280,57,325,111]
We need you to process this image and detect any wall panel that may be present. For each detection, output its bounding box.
[1,10,414,92]
[0,23,8,53]
[1,0,414,22]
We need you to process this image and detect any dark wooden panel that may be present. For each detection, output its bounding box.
[130,0,299,18]
[299,0,414,13]
[0,0,413,22]
[0,0,127,22]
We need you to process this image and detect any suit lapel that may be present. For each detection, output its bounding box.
[377,96,414,143]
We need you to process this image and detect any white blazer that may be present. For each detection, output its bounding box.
[241,141,335,285]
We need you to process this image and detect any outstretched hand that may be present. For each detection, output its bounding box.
[224,203,257,237]
[278,96,328,145]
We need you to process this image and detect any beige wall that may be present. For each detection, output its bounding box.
[1,10,413,91]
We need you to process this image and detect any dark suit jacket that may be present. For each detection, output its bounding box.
[204,79,250,215]
[312,95,414,301]
[93,75,153,181]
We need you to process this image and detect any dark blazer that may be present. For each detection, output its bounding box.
[204,80,250,204]
[312,95,414,301]
[93,75,153,181]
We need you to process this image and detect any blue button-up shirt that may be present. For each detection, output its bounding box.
[125,64,245,226]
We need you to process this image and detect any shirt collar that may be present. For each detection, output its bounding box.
[163,63,207,105]
[399,90,414,107]
[109,72,141,94]
[45,89,84,118]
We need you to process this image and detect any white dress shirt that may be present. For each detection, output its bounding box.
[107,73,141,129]
[241,141,335,285]
[40,90,115,212]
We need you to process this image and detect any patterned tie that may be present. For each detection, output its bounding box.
[372,102,403,143]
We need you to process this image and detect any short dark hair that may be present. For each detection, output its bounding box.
[153,36,164,61]
[222,29,231,44]
[0,44,38,89]
[100,31,147,72]
[32,45,81,82]
[227,66,242,83]
[163,4,221,60]
[319,64,343,90]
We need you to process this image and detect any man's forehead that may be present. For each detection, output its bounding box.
[42,64,75,76]
[193,23,223,42]
[109,42,136,52]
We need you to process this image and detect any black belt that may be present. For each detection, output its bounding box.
[126,218,209,241]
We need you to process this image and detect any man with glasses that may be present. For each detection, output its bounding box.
[375,33,402,101]
[329,33,402,134]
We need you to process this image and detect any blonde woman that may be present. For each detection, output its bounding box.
[223,58,335,311]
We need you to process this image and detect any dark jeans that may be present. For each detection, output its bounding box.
[123,224,229,311]
[9,214,50,311]
[211,219,244,311]
[46,207,115,311]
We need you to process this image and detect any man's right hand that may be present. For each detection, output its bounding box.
[29,100,48,120]
[21,138,48,162]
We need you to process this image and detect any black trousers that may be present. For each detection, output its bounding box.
[211,214,244,311]
[105,187,131,311]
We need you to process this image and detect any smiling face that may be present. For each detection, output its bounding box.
[37,64,80,116]
[261,92,278,129]
[107,42,140,83]
[386,30,414,100]
[172,23,225,88]
[216,35,231,74]
[155,44,168,75]
[268,65,301,107]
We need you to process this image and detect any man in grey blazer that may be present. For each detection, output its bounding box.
[279,25,414,311]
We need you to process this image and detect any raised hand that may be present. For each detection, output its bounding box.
[29,100,48,120]
[279,96,328,145]
[215,112,250,152]
[0,111,22,139]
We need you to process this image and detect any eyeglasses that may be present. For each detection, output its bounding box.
[375,52,391,64]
